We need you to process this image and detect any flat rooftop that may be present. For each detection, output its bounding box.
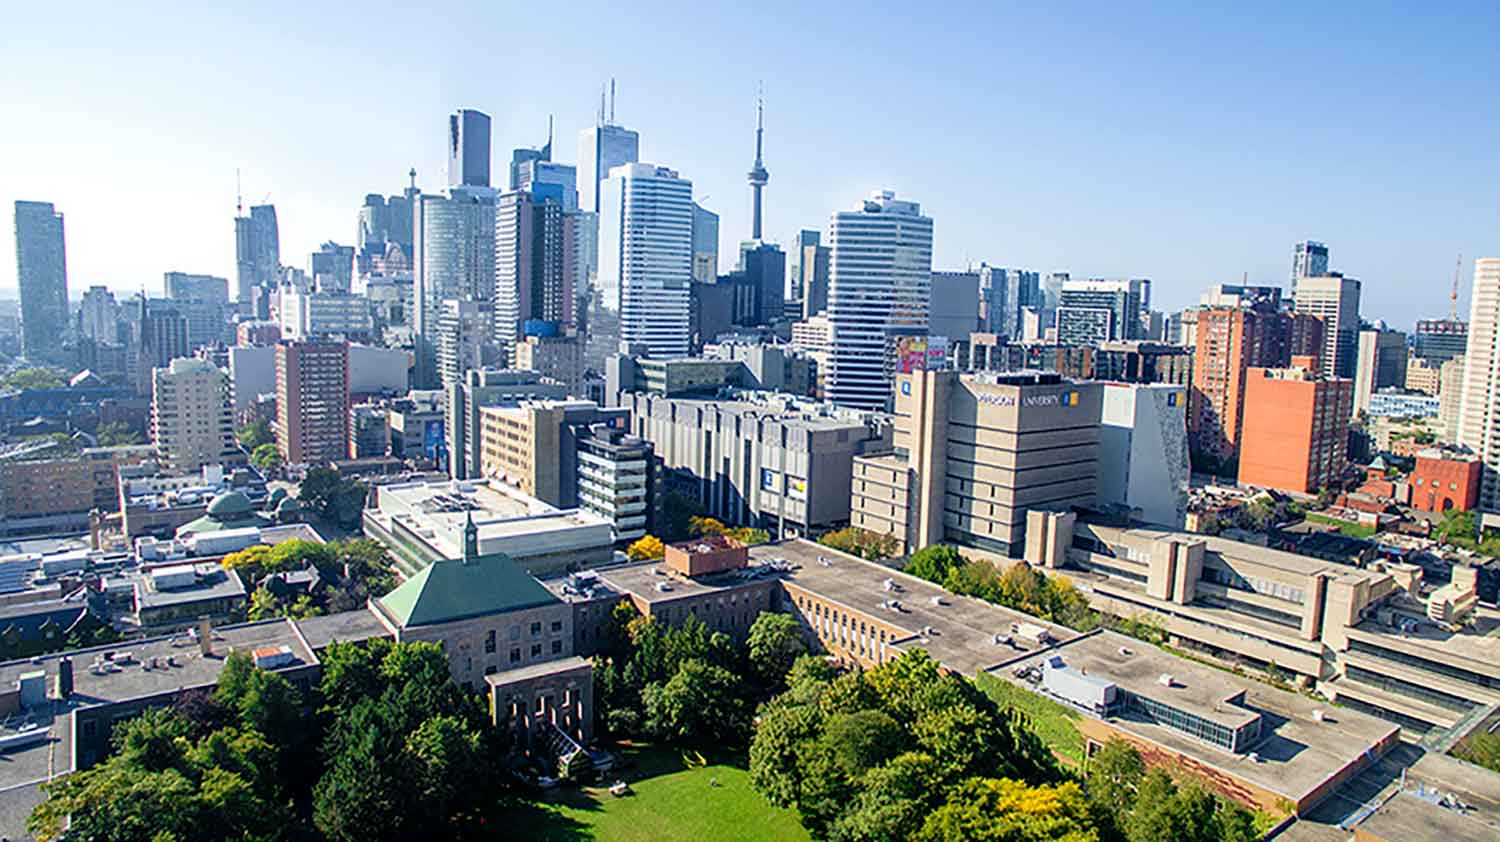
[1084,521,1387,582]
[371,479,612,558]
[764,539,1077,676]
[994,630,1400,805]
[293,609,390,651]
[129,563,245,609]
[1351,790,1500,841]
[596,558,783,606]
[1350,602,1500,678]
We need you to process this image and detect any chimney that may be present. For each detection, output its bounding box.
[56,657,73,699]
[198,615,213,657]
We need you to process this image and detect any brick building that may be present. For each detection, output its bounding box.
[1409,447,1481,513]
[1238,366,1353,494]
[275,341,349,465]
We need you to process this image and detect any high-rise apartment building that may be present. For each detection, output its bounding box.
[691,203,720,285]
[851,370,1101,555]
[1413,319,1468,363]
[597,163,694,358]
[1353,328,1409,417]
[413,188,497,387]
[494,189,574,361]
[234,204,280,307]
[1440,355,1466,444]
[1238,366,1352,494]
[1294,274,1362,379]
[151,358,238,473]
[14,201,68,362]
[275,341,349,466]
[825,191,933,410]
[1458,259,1500,509]
[1291,240,1329,295]
[448,109,492,188]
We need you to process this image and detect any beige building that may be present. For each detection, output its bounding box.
[0,445,156,535]
[1439,355,1465,443]
[151,358,239,473]
[851,370,1101,556]
[514,334,584,396]
[1404,353,1440,396]
[1459,258,1500,507]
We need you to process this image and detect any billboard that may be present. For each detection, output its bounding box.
[423,420,444,460]
[891,335,948,374]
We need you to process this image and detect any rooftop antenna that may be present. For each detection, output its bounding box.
[610,78,616,123]
[235,168,243,215]
[598,84,605,126]
[409,167,417,190]
[1452,253,1463,321]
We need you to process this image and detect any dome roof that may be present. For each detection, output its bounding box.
[206,491,253,517]
[268,487,288,505]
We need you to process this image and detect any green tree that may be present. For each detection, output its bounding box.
[4,367,64,390]
[236,418,275,450]
[1456,731,1500,772]
[300,467,368,528]
[904,544,964,583]
[917,777,1100,842]
[642,658,748,743]
[95,422,142,446]
[747,612,808,689]
[251,442,283,472]
[818,526,900,561]
[1086,738,1145,822]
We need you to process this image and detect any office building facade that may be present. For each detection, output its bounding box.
[1294,274,1361,379]
[1290,240,1329,293]
[448,109,492,188]
[413,189,497,387]
[1413,319,1468,363]
[825,191,934,410]
[1353,329,1409,418]
[234,204,279,307]
[1055,278,1150,344]
[1458,259,1500,509]
[494,189,574,361]
[597,164,694,358]
[851,370,1101,556]
[446,369,569,481]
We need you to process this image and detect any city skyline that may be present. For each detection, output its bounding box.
[3,3,1499,325]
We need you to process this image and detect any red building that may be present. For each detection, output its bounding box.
[1238,366,1353,494]
[1410,448,1481,513]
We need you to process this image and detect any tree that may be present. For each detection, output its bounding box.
[689,515,727,536]
[95,422,142,446]
[1086,738,1145,822]
[917,777,1100,842]
[642,658,748,743]
[661,490,707,541]
[905,544,964,583]
[818,526,900,562]
[251,442,283,472]
[300,467,368,528]
[747,612,808,689]
[3,367,64,390]
[627,534,666,560]
[236,418,275,450]
[1456,731,1500,772]
[29,709,285,842]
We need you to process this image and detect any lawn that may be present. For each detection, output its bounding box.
[974,671,1085,767]
[1303,512,1378,539]
[502,743,810,842]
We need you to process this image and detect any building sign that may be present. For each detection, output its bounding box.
[977,390,1080,408]
[761,468,777,490]
[788,479,807,500]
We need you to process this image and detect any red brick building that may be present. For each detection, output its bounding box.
[1410,448,1481,513]
[1238,366,1353,494]
[275,341,349,466]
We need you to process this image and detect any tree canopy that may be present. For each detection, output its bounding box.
[818,526,900,562]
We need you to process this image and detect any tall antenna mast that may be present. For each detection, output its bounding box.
[236,168,243,215]
[598,84,605,126]
[610,78,616,123]
[1452,253,1463,321]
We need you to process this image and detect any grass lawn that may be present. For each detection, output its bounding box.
[974,671,1085,767]
[502,743,810,842]
[1303,512,1377,539]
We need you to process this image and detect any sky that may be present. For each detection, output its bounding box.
[2,1,1498,325]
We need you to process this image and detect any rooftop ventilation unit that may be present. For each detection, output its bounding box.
[1157,673,1176,688]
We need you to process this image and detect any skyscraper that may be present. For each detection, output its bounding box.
[1291,240,1329,295]
[310,242,356,294]
[1458,259,1500,508]
[234,203,280,307]
[1055,278,1150,344]
[1352,328,1408,417]
[691,203,720,284]
[413,189,497,387]
[79,286,119,346]
[825,191,934,410]
[1294,274,1362,379]
[151,357,237,473]
[788,229,820,302]
[494,188,574,361]
[597,163,694,358]
[577,89,640,215]
[13,201,68,361]
[448,109,492,188]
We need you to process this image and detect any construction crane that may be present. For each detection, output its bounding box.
[1452,253,1463,321]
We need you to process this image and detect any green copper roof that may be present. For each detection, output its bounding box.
[374,555,559,628]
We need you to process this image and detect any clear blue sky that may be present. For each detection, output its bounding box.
[3,1,1497,324]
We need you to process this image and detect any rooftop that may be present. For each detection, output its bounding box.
[373,555,560,629]
[1350,790,1500,841]
[368,478,613,560]
[765,539,1077,676]
[994,630,1399,805]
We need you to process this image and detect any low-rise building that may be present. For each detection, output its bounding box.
[1409,447,1481,512]
[0,445,156,537]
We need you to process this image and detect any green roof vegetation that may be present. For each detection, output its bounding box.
[374,554,558,628]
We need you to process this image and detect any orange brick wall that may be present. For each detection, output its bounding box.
[1238,370,1351,493]
[1410,455,1481,512]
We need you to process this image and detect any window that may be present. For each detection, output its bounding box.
[530,622,542,637]
[509,625,521,641]
[550,620,564,633]
[510,648,521,664]
[484,630,496,653]
[531,644,542,657]
[551,640,563,655]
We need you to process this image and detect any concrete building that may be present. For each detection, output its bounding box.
[1439,355,1465,443]
[1290,240,1329,292]
[514,333,583,396]
[1403,353,1441,395]
[851,370,1101,556]
[597,163,693,358]
[1412,319,1467,363]
[1354,328,1409,417]
[275,341,349,466]
[691,202,719,284]
[446,369,569,481]
[1458,258,1500,510]
[14,201,69,362]
[1295,274,1362,379]
[447,109,491,188]
[624,390,890,534]
[604,345,815,406]
[1098,383,1190,528]
[825,191,933,410]
[278,289,374,341]
[78,286,119,346]
[309,242,355,294]
[1238,366,1353,494]
[227,346,276,413]
[163,272,229,305]
[361,477,614,579]
[150,358,238,474]
[1055,278,1150,344]
[386,391,444,462]
[476,400,625,504]
[574,424,656,544]
[435,298,495,388]
[0,445,156,536]
[929,270,980,342]
[348,404,389,458]
[347,344,411,396]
